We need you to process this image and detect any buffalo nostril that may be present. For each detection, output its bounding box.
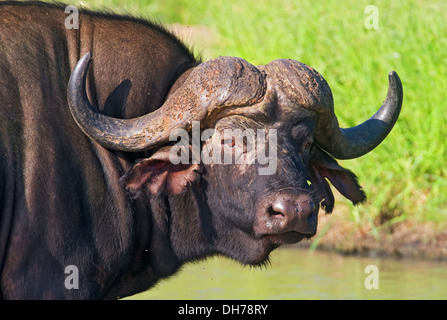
[268,203,285,217]
[259,196,319,236]
[297,200,316,216]
[269,198,318,220]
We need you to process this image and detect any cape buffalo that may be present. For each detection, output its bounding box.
[0,1,403,299]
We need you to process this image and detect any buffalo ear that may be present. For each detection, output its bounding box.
[309,147,366,213]
[120,146,201,198]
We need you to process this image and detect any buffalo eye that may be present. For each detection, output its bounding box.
[221,138,236,148]
[302,137,313,154]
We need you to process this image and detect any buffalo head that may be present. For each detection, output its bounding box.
[68,53,402,265]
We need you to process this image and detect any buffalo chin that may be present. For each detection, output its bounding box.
[222,232,313,267]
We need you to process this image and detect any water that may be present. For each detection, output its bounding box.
[128,247,447,300]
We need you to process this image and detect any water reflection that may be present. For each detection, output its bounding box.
[128,247,447,299]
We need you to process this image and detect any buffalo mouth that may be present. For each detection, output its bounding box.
[243,226,317,266]
[228,208,318,267]
[263,230,315,245]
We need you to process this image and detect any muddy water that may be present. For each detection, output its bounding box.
[128,247,447,299]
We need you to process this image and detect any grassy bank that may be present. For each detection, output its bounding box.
[71,0,446,257]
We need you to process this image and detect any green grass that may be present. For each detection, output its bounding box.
[71,0,446,229]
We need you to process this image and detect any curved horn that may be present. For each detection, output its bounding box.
[317,71,403,159]
[68,53,266,152]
